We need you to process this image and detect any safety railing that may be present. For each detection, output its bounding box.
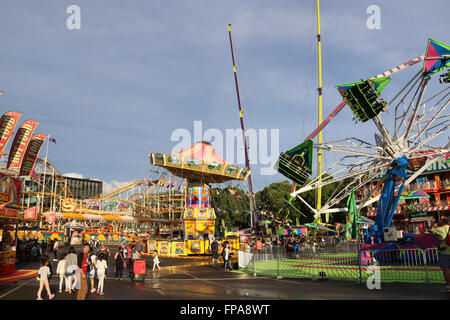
[239,245,445,284]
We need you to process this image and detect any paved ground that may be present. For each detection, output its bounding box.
[0,246,448,300]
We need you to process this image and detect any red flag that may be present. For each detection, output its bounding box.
[6,120,39,169]
[0,111,22,156]
[30,167,39,180]
[19,133,47,176]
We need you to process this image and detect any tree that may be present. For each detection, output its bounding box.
[210,187,251,235]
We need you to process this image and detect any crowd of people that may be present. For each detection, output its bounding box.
[209,239,235,272]
[34,239,154,300]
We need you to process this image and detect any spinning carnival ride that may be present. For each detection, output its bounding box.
[276,38,450,249]
[150,141,251,242]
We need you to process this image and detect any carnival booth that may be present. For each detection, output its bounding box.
[0,172,23,275]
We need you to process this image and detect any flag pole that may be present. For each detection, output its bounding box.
[40,136,49,216]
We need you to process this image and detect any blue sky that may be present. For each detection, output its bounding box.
[0,0,448,193]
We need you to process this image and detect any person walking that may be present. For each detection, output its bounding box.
[56,253,69,293]
[152,250,160,272]
[37,256,55,300]
[44,240,54,273]
[95,253,107,295]
[98,244,110,260]
[88,247,97,293]
[431,217,450,293]
[77,243,91,300]
[94,239,101,256]
[53,240,59,262]
[114,246,126,279]
[31,243,39,261]
[222,244,232,271]
[128,243,135,278]
[210,239,219,264]
[65,247,78,294]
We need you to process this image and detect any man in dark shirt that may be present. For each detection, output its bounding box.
[210,239,219,264]
[77,243,91,300]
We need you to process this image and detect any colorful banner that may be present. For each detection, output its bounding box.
[6,120,39,169]
[172,242,187,255]
[0,111,22,157]
[184,220,196,239]
[23,206,38,220]
[187,240,204,254]
[45,212,56,224]
[0,172,22,207]
[19,133,47,176]
[158,241,169,255]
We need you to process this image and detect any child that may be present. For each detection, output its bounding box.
[152,250,160,272]
[95,253,107,295]
[37,256,55,300]
[88,247,97,293]
[56,253,69,293]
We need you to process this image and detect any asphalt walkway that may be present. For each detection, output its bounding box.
[0,246,448,300]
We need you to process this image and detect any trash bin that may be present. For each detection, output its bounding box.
[133,259,146,282]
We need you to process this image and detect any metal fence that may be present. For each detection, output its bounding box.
[239,244,445,284]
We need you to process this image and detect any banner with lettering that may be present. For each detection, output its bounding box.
[19,133,47,176]
[6,120,39,169]
[0,111,22,156]
[23,206,38,220]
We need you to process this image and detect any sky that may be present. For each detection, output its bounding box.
[0,0,448,194]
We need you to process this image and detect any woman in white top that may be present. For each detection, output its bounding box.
[223,244,232,271]
[152,250,160,272]
[56,253,69,293]
[95,252,108,295]
[88,247,97,293]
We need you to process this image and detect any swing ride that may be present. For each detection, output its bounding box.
[149,141,251,254]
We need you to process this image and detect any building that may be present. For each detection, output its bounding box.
[21,173,103,210]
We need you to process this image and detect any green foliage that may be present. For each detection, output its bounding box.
[209,176,354,235]
[210,187,251,235]
[255,177,352,225]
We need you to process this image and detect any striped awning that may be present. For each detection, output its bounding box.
[367,205,449,217]
[43,211,169,223]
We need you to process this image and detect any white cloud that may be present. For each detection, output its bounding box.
[64,172,84,179]
[101,180,138,196]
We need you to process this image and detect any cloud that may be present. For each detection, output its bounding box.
[101,180,138,196]
[63,172,84,179]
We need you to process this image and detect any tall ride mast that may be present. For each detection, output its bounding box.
[227,24,257,225]
[315,0,324,221]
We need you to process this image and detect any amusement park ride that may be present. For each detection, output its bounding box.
[276,34,450,250]
[149,141,251,254]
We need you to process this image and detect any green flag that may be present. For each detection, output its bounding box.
[345,189,358,240]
